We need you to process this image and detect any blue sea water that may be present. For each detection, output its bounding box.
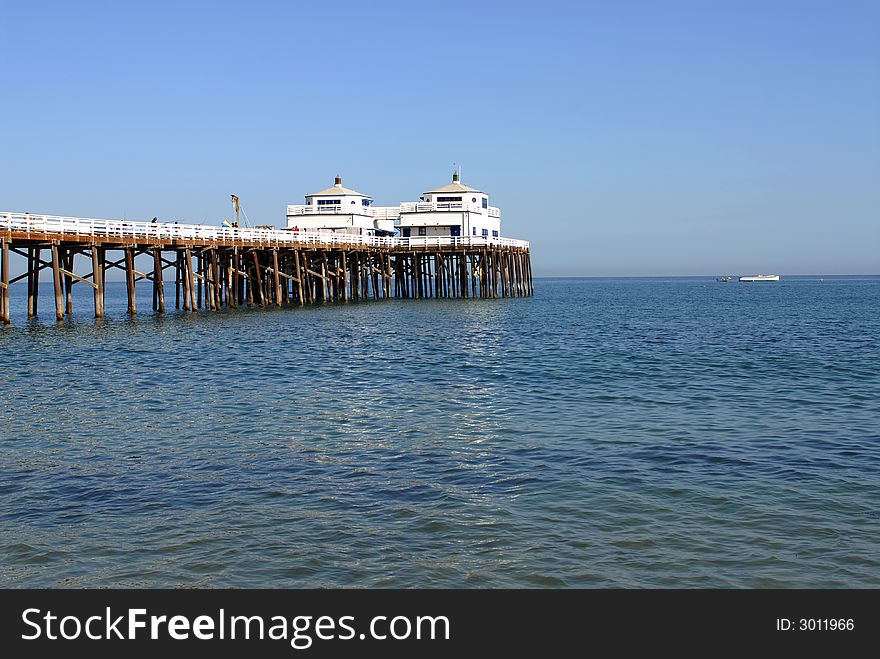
[1,277,878,588]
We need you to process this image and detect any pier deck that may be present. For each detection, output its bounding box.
[0,212,533,322]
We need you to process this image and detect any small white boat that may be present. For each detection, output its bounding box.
[739,274,780,282]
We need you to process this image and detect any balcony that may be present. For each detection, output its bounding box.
[287,204,366,216]
[287,205,400,220]
[399,202,500,218]
[369,206,402,221]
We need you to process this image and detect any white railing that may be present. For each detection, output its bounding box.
[400,202,463,213]
[369,206,402,221]
[288,202,499,218]
[1,212,529,249]
[398,235,528,248]
[287,205,401,221]
[287,205,363,215]
[399,202,501,218]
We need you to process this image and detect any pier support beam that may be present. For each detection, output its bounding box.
[211,250,220,310]
[252,251,265,307]
[273,249,282,307]
[26,247,37,317]
[125,247,137,314]
[223,250,231,309]
[196,252,203,309]
[1,238,9,324]
[527,251,532,295]
[153,248,165,313]
[372,254,380,301]
[33,247,41,316]
[63,249,74,314]
[184,248,196,312]
[232,248,240,308]
[175,252,182,310]
[294,250,304,305]
[245,259,255,307]
[51,243,64,321]
[92,245,104,318]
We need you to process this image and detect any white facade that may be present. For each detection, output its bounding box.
[286,177,398,236]
[397,172,502,239]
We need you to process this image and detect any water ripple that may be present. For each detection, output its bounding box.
[1,277,878,587]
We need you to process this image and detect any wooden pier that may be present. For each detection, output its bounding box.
[0,212,533,323]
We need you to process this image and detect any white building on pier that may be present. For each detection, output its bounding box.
[286,177,399,236]
[397,172,501,239]
[285,172,503,240]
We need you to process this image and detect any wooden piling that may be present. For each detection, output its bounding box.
[363,253,370,300]
[1,238,9,324]
[374,253,381,299]
[92,245,104,318]
[516,252,523,296]
[339,250,348,302]
[526,250,535,295]
[50,243,64,321]
[196,252,203,309]
[271,249,281,306]
[204,250,214,311]
[125,247,137,314]
[175,252,182,310]
[300,251,310,304]
[26,247,36,317]
[183,248,196,312]
[211,249,221,310]
[293,249,304,305]
[252,251,264,307]
[493,249,501,298]
[63,248,74,315]
[31,247,41,316]
[153,248,165,313]
[224,250,232,308]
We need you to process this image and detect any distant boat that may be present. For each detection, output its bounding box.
[716,276,732,282]
[739,274,780,282]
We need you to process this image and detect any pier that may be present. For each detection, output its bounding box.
[0,212,533,323]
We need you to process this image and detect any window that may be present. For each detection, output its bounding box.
[362,199,371,206]
[492,230,499,237]
[418,227,426,236]
[482,229,488,237]
[437,196,462,203]
[402,227,411,237]
[472,197,477,203]
[450,226,461,236]
[317,199,341,206]
[472,227,476,236]
[482,198,488,209]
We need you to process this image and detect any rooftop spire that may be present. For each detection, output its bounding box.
[334,175,342,187]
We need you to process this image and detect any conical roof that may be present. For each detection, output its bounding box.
[425,172,483,194]
[306,176,370,198]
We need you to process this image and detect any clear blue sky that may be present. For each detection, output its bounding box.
[2,0,878,275]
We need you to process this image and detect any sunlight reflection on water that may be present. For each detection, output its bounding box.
[1,278,879,587]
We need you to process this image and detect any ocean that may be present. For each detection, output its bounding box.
[1,277,878,587]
